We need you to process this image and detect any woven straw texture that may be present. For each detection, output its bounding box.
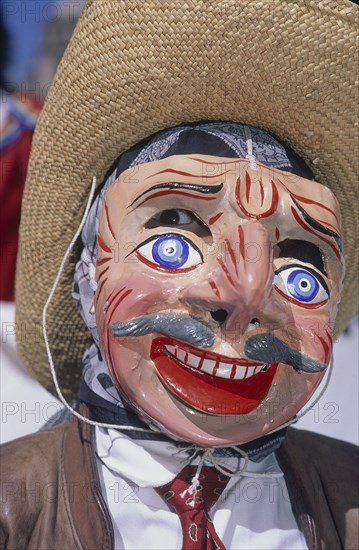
[16,0,358,400]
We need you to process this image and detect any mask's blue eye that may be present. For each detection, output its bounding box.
[287,269,319,302]
[153,235,189,268]
[274,265,329,306]
[136,233,203,271]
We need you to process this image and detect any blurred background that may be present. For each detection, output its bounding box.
[2,0,85,90]
[0,0,358,445]
[1,0,87,442]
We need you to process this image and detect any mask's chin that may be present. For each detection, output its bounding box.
[126,363,324,448]
[125,381,278,448]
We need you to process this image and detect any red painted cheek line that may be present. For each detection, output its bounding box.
[105,286,127,317]
[209,212,223,225]
[97,257,111,267]
[97,266,109,283]
[318,334,331,364]
[98,234,113,254]
[136,252,197,273]
[275,227,280,241]
[208,278,221,299]
[96,277,108,303]
[274,286,328,309]
[225,238,238,276]
[106,288,134,333]
[97,285,116,306]
[104,288,134,384]
[132,190,216,209]
[237,225,245,259]
[107,288,115,301]
[217,257,235,288]
[291,206,340,260]
[147,168,231,179]
[104,201,116,240]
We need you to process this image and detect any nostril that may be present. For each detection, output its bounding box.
[250,318,261,327]
[210,309,228,324]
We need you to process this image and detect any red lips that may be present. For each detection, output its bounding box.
[151,338,278,415]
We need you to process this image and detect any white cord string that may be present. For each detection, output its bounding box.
[244,126,258,170]
[42,176,154,434]
[180,442,284,506]
[180,448,211,505]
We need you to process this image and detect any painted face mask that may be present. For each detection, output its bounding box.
[73,122,344,447]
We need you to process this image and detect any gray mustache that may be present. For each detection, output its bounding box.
[245,333,327,373]
[109,312,215,348]
[110,314,327,372]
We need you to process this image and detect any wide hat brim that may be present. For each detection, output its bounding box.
[16,0,358,401]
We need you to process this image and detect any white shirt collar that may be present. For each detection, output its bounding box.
[95,426,282,488]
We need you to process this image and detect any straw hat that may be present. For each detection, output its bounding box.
[16,0,358,400]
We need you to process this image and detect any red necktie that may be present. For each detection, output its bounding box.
[156,465,230,550]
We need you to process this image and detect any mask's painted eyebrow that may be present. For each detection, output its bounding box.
[146,168,230,179]
[291,197,343,257]
[128,182,223,208]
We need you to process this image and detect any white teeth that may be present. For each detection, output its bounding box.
[176,349,186,362]
[163,345,267,381]
[201,359,215,374]
[234,366,245,380]
[215,364,233,379]
[187,355,200,368]
[246,366,256,378]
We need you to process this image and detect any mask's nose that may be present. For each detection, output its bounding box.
[182,220,274,337]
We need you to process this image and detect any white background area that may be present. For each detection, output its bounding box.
[1,301,358,445]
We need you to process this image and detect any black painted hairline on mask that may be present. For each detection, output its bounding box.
[97,120,314,199]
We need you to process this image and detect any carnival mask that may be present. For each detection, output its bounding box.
[94,152,344,446]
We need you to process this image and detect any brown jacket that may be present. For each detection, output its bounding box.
[1,404,358,549]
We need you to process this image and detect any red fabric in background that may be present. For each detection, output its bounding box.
[0,95,42,301]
